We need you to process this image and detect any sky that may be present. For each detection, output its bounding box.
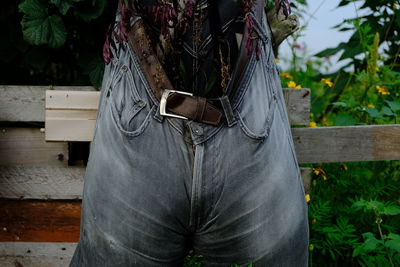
[278,0,363,72]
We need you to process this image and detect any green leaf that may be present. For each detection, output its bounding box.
[382,106,394,116]
[339,40,363,60]
[88,58,105,89]
[338,0,352,7]
[352,199,368,209]
[331,102,347,108]
[365,108,384,119]
[19,0,47,17]
[334,112,356,126]
[314,43,346,58]
[387,233,400,240]
[362,232,375,239]
[20,0,66,48]
[363,238,380,250]
[51,0,72,15]
[385,100,400,113]
[385,238,400,252]
[358,233,383,252]
[347,96,357,107]
[46,15,67,48]
[352,246,362,257]
[382,205,400,215]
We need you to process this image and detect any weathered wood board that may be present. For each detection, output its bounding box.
[0,242,76,267]
[0,166,85,199]
[292,124,400,163]
[0,199,81,242]
[0,128,68,166]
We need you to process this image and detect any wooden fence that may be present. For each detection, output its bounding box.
[1,85,399,266]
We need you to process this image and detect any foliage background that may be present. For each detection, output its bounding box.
[1,0,400,266]
[280,0,400,266]
[0,0,116,88]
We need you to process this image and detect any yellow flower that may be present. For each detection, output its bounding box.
[321,117,331,126]
[367,103,375,108]
[321,78,333,87]
[375,66,380,72]
[312,218,317,224]
[305,194,311,203]
[376,85,390,95]
[312,167,328,180]
[280,72,293,79]
[287,81,301,89]
[275,59,280,64]
[313,168,322,176]
[308,121,317,127]
[309,244,314,251]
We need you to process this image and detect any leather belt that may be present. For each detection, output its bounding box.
[127,0,263,126]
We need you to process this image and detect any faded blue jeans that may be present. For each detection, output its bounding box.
[69,9,309,267]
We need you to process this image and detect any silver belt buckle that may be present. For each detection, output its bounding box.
[159,89,193,119]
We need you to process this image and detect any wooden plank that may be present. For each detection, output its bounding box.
[0,199,81,242]
[292,124,400,163]
[45,116,97,142]
[0,128,68,166]
[46,90,100,110]
[45,90,100,141]
[0,86,96,122]
[300,167,311,195]
[0,242,76,267]
[0,166,85,200]
[283,88,310,126]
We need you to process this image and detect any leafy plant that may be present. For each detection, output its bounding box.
[351,198,400,266]
[0,1,116,88]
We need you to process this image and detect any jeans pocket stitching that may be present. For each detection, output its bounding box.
[107,64,153,137]
[109,100,154,137]
[236,95,277,141]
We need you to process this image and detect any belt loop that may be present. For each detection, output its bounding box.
[218,95,237,127]
[153,103,165,123]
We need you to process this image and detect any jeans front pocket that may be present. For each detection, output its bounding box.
[236,90,278,141]
[106,62,153,137]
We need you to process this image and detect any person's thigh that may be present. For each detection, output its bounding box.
[69,53,194,266]
[191,103,309,267]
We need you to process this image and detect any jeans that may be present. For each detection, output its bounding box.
[69,9,309,267]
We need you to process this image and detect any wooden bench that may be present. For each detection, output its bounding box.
[1,85,399,266]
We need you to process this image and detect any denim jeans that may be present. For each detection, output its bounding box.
[69,9,309,267]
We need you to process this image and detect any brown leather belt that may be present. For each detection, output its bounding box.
[127,0,263,126]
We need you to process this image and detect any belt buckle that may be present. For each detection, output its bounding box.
[159,89,193,119]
